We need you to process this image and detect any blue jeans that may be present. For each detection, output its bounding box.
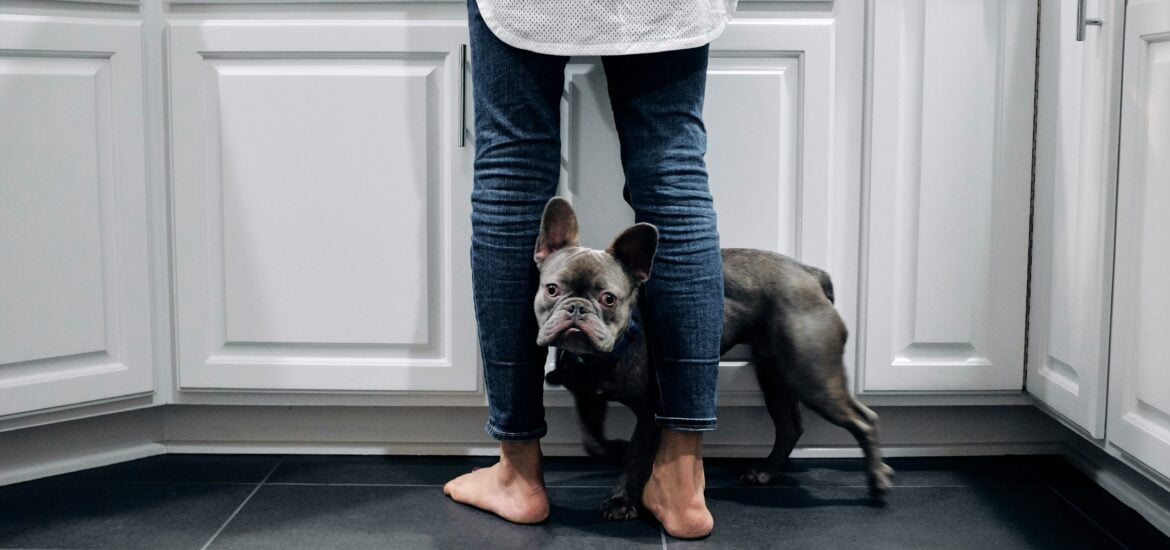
[467,0,724,441]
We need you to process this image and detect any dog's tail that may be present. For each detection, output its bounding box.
[801,265,835,304]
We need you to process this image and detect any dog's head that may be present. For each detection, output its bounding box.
[533,197,658,356]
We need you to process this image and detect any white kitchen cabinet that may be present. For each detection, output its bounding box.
[1027,0,1124,438]
[169,19,477,392]
[861,0,1036,392]
[1105,0,1170,480]
[0,14,155,419]
[551,6,862,402]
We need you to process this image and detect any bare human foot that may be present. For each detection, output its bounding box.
[443,440,550,524]
[641,430,714,539]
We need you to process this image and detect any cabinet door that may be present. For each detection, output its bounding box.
[862,0,1036,392]
[1027,0,1124,438]
[0,15,154,417]
[547,18,849,403]
[170,20,476,392]
[1106,0,1170,479]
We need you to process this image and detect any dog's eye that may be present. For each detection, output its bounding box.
[545,284,559,297]
[600,292,617,307]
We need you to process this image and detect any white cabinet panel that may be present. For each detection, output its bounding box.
[0,15,153,417]
[1027,0,1124,437]
[170,20,475,392]
[1107,0,1170,479]
[550,19,845,398]
[215,59,432,346]
[863,0,1035,392]
[706,53,805,258]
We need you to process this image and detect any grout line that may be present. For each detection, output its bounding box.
[262,482,629,489]
[69,480,257,486]
[265,482,454,487]
[701,483,1050,489]
[199,457,284,550]
[1045,485,1129,549]
[46,478,1052,490]
[43,478,1049,489]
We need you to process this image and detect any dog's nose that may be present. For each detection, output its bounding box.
[567,303,585,319]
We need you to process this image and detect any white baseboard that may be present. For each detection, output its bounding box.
[1,404,1066,485]
[0,408,165,486]
[0,443,167,487]
[1062,436,1170,537]
[148,404,1071,461]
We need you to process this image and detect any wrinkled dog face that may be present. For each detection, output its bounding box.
[533,198,658,356]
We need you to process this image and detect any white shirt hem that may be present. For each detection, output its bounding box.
[476,0,732,56]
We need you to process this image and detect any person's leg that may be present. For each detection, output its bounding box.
[601,45,723,539]
[443,0,569,524]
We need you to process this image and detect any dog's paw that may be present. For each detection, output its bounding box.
[739,467,780,485]
[600,494,640,521]
[584,439,630,460]
[868,462,895,498]
[544,369,565,386]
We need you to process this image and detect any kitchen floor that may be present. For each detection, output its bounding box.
[0,454,1165,549]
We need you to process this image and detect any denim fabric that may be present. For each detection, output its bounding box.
[467,0,724,441]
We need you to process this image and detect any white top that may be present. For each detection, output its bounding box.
[475,0,739,56]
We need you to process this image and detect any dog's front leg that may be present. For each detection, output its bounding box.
[602,406,659,520]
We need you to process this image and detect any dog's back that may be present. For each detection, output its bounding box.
[719,248,840,354]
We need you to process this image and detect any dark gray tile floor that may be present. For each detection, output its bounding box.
[0,454,1165,549]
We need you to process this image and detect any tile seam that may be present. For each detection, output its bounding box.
[199,457,284,550]
[1045,485,1129,549]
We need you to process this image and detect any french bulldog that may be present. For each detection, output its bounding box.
[533,197,894,520]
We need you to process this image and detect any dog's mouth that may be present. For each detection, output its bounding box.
[557,326,593,350]
[552,324,610,355]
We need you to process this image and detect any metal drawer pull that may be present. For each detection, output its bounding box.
[1077,0,1102,42]
[459,44,468,148]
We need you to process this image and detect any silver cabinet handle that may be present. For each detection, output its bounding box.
[1077,0,1103,42]
[459,44,468,148]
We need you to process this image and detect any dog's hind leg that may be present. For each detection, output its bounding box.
[797,375,894,497]
[847,398,896,491]
[740,355,803,485]
[781,310,893,497]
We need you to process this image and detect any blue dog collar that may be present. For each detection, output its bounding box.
[608,307,642,358]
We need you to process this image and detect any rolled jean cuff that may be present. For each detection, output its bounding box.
[484,420,548,442]
[654,415,718,432]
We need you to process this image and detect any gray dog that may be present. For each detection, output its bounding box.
[532,197,894,520]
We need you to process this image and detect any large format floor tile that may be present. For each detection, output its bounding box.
[267,454,496,486]
[701,456,1060,489]
[207,485,662,550]
[0,454,1165,549]
[0,479,254,549]
[668,485,1123,549]
[269,454,624,488]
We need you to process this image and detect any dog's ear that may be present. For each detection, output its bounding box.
[534,197,580,266]
[607,223,658,283]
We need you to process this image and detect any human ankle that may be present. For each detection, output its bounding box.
[499,441,544,485]
[654,430,704,466]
